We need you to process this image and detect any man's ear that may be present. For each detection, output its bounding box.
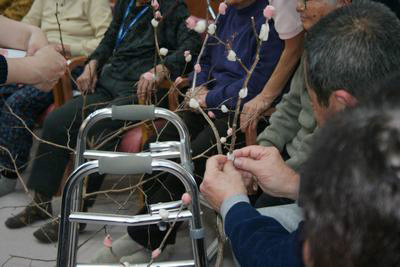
[331,89,358,110]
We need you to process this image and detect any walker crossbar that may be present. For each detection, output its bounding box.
[83,148,181,161]
[150,201,183,214]
[57,156,207,267]
[75,106,192,172]
[69,210,193,226]
[76,260,195,267]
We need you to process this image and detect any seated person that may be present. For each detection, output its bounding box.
[0,0,112,197]
[250,0,363,208]
[200,2,400,266]
[91,0,303,264]
[4,0,201,244]
[240,0,304,138]
[0,0,33,21]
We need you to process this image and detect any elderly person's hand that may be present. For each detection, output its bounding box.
[233,145,300,200]
[77,60,98,93]
[27,45,67,91]
[200,155,247,211]
[51,43,72,58]
[26,26,48,56]
[240,94,274,132]
[137,64,169,102]
[185,86,208,109]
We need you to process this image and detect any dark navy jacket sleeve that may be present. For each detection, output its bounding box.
[225,202,305,267]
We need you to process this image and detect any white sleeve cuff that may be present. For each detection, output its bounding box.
[220,194,250,221]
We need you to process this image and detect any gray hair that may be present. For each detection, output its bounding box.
[305,1,400,106]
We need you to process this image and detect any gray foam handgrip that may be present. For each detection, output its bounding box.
[98,156,153,175]
[111,105,156,121]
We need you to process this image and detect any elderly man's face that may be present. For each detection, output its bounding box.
[296,0,339,30]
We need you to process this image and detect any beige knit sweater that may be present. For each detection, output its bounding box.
[22,0,112,56]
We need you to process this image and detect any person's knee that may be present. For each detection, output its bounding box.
[42,108,74,139]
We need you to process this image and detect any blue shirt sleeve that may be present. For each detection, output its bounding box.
[225,202,305,267]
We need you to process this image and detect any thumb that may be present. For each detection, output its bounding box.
[233,157,259,173]
[223,160,240,176]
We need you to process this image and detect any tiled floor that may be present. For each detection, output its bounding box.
[0,146,235,267]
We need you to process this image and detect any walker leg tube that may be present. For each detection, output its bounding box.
[151,159,208,267]
[75,108,112,168]
[57,161,100,267]
[77,260,195,267]
[154,108,193,173]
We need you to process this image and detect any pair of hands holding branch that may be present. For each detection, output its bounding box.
[200,145,300,211]
[0,16,67,91]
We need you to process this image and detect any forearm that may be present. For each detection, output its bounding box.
[280,170,300,201]
[0,16,43,50]
[259,34,304,101]
[6,57,42,85]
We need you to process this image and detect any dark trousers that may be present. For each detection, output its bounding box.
[27,73,137,198]
[128,111,247,249]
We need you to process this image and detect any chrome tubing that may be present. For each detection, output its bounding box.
[75,107,193,172]
[207,0,216,19]
[149,141,181,152]
[69,210,193,226]
[151,159,207,267]
[75,108,112,168]
[77,260,195,267]
[57,161,100,267]
[150,200,182,214]
[57,158,207,267]
[153,108,193,173]
[83,150,181,161]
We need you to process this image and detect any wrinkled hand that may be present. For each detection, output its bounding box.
[137,65,169,103]
[77,60,98,93]
[29,45,67,91]
[173,76,189,89]
[51,43,72,58]
[26,27,48,56]
[200,155,247,211]
[185,86,208,109]
[239,170,259,195]
[233,145,300,200]
[240,95,274,132]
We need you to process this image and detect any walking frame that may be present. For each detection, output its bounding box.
[57,105,220,267]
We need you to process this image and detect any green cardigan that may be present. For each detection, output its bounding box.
[257,58,318,171]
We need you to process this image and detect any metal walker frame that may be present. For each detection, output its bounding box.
[57,4,219,265]
[57,105,217,267]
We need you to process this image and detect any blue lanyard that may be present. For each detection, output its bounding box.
[115,0,150,49]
